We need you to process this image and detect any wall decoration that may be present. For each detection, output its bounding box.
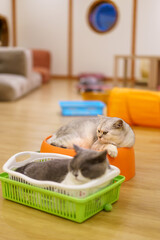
[88,1,119,34]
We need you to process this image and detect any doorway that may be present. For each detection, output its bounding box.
[0,15,9,46]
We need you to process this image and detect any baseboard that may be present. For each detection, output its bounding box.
[51,75,78,80]
[51,74,113,82]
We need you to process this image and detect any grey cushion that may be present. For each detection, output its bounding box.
[0,48,42,101]
[0,51,26,76]
[0,73,42,101]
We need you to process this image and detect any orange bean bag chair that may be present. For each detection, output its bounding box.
[40,136,135,181]
[107,88,160,127]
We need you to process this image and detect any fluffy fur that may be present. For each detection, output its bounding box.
[48,116,135,157]
[16,145,109,185]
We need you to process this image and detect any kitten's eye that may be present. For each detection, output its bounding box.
[103,131,108,135]
[81,165,88,171]
[81,167,88,174]
[98,130,100,133]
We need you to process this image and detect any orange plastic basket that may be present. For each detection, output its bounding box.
[40,136,135,181]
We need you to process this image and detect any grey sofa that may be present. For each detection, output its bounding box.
[0,47,42,101]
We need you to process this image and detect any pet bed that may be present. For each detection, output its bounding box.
[0,151,124,223]
[40,136,135,181]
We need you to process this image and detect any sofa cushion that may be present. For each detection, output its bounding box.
[0,74,27,101]
[0,72,42,101]
[0,50,26,76]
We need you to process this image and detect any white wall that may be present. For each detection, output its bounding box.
[3,0,160,79]
[16,0,133,77]
[136,0,160,55]
[0,0,12,45]
[16,0,68,75]
[132,0,160,81]
[73,0,133,77]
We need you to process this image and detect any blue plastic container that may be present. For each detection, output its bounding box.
[59,101,105,116]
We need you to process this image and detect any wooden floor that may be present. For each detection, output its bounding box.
[0,80,160,240]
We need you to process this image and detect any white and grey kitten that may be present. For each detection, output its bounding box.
[48,115,135,158]
[16,145,109,185]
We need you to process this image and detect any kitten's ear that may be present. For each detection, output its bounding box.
[95,150,107,163]
[113,119,123,129]
[73,144,82,153]
[98,150,107,159]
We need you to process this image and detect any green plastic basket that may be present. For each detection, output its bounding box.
[0,173,125,223]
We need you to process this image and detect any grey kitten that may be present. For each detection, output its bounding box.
[16,145,109,185]
[48,115,135,158]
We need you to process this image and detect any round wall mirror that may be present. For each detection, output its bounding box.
[88,1,119,34]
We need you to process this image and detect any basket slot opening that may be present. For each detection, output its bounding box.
[16,154,31,163]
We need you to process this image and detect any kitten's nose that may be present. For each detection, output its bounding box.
[73,171,78,177]
[99,135,102,139]
[74,173,78,177]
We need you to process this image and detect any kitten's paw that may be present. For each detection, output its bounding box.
[106,144,118,158]
[108,149,117,158]
[92,142,118,157]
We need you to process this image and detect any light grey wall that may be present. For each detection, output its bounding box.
[73,0,133,77]
[16,0,159,78]
[136,0,160,55]
[17,0,68,75]
[16,0,133,77]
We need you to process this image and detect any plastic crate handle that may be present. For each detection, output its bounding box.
[3,151,72,172]
[3,151,43,171]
